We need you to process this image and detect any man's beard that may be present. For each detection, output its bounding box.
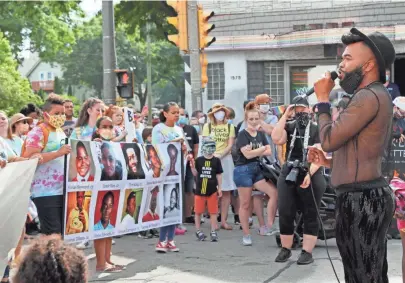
[339,66,364,94]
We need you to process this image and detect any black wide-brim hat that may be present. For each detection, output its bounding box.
[345,28,395,84]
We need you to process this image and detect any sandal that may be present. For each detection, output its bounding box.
[221,223,233,230]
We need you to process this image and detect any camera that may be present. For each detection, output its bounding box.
[285,160,307,184]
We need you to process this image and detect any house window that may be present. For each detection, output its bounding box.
[39,72,45,81]
[207,62,225,100]
[264,61,285,105]
[47,72,53,80]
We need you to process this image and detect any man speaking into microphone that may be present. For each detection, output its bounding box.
[310,28,395,282]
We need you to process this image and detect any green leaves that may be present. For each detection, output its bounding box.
[0,32,41,115]
[0,1,83,63]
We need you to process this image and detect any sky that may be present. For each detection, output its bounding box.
[80,0,121,18]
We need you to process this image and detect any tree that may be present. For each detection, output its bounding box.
[0,32,42,115]
[57,17,184,107]
[0,1,84,63]
[54,76,63,94]
[67,85,73,96]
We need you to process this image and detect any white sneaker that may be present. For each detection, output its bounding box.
[242,235,252,246]
[76,240,93,250]
[112,239,116,245]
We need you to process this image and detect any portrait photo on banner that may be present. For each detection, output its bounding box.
[93,190,120,231]
[155,143,181,177]
[141,186,161,223]
[65,191,92,235]
[143,144,164,179]
[96,141,127,181]
[163,183,181,219]
[68,140,96,182]
[121,143,146,180]
[119,188,143,229]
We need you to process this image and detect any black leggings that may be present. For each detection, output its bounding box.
[335,181,394,283]
[278,165,326,236]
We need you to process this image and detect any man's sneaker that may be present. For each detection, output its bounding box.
[275,247,292,262]
[210,231,218,242]
[297,250,314,265]
[242,234,252,246]
[155,241,168,253]
[167,240,179,252]
[76,240,92,250]
[234,215,240,225]
[196,230,206,241]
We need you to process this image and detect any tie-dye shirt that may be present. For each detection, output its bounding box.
[70,124,96,141]
[25,125,66,198]
[151,123,184,145]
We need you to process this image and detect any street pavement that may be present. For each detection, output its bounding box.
[86,219,404,283]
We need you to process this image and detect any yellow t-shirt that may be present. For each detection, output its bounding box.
[202,123,235,154]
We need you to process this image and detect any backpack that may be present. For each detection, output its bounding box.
[21,123,50,157]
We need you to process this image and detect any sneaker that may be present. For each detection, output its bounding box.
[240,219,254,230]
[260,225,279,236]
[210,231,218,242]
[155,241,168,253]
[201,216,205,223]
[275,247,292,262]
[150,229,159,238]
[184,216,195,224]
[112,239,116,245]
[167,240,180,252]
[196,230,206,241]
[257,226,270,236]
[297,250,314,265]
[242,235,252,246]
[178,224,187,232]
[139,230,153,239]
[175,227,186,235]
[76,240,92,250]
[234,215,240,225]
[217,214,221,223]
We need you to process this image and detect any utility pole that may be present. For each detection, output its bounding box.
[146,21,153,125]
[102,0,117,105]
[187,0,202,111]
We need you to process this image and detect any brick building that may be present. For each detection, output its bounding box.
[185,0,405,121]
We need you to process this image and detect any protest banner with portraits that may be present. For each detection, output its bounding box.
[63,140,183,243]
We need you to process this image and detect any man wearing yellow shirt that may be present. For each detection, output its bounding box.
[66,191,89,234]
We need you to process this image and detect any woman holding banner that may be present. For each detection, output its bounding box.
[152,102,187,253]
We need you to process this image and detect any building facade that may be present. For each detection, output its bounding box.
[185,0,405,122]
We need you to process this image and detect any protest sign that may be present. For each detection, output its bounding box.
[0,159,38,273]
[63,140,183,243]
[124,107,136,142]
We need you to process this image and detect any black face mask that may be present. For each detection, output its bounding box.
[339,66,364,94]
[295,112,310,128]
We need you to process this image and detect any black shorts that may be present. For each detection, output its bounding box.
[33,195,63,235]
[184,164,195,193]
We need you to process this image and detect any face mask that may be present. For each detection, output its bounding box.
[99,129,113,140]
[202,142,216,155]
[177,116,189,126]
[48,114,66,129]
[386,75,390,83]
[228,120,233,124]
[259,104,270,114]
[198,117,206,124]
[295,112,310,128]
[339,66,364,94]
[193,125,200,133]
[214,111,225,121]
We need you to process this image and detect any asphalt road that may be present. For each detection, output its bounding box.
[86,220,404,283]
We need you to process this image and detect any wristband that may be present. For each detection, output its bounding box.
[316,102,331,114]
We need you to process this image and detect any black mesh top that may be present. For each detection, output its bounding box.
[317,82,393,187]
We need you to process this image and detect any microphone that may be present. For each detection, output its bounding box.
[305,71,339,96]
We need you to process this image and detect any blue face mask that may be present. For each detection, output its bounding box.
[228,120,233,124]
[177,116,189,126]
[193,125,200,133]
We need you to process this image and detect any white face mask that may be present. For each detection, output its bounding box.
[259,104,270,114]
[214,111,225,121]
[198,117,206,124]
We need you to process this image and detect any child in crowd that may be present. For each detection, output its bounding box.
[190,137,223,242]
[142,127,153,145]
[92,116,125,272]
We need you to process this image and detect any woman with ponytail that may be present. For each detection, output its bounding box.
[233,102,278,246]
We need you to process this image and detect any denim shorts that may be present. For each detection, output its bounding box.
[233,162,265,188]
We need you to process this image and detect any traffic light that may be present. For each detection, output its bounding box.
[200,52,208,88]
[115,69,133,99]
[197,5,216,49]
[164,1,188,52]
